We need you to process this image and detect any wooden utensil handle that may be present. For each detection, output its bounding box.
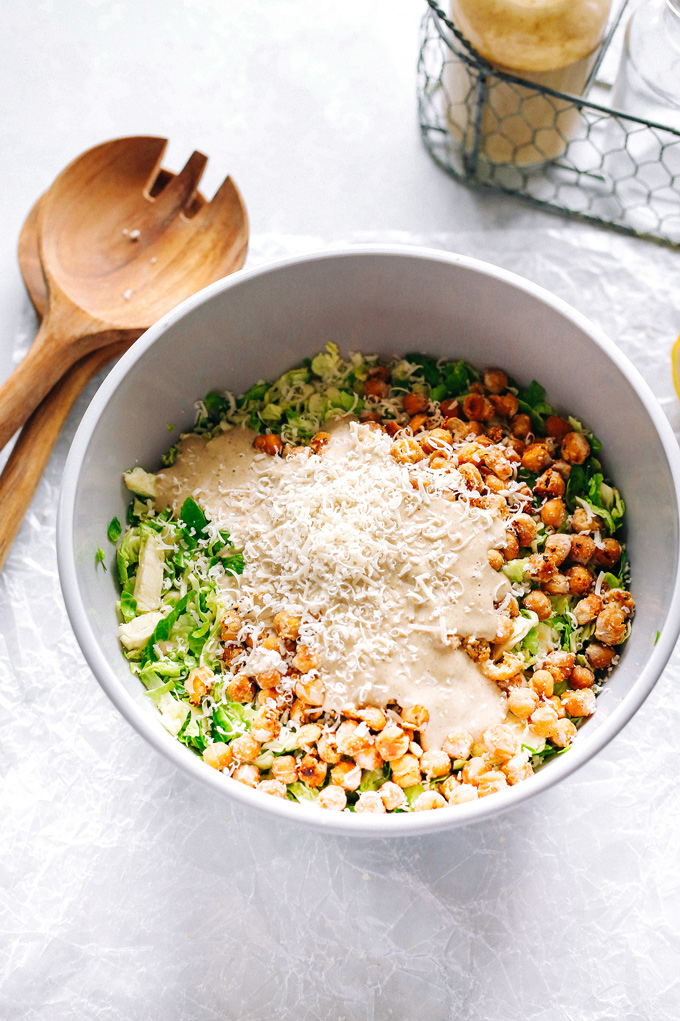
[0,314,127,451]
[0,344,124,571]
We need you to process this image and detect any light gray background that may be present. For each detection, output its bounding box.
[1,2,679,1019]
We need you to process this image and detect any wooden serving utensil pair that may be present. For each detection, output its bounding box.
[0,136,248,570]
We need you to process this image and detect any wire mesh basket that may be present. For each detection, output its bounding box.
[417,0,680,246]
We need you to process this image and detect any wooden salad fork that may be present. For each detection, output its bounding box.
[0,138,248,570]
[0,135,248,452]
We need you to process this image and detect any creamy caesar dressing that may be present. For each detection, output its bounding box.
[155,419,510,748]
[446,0,612,165]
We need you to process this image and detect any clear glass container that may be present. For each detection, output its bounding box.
[612,0,680,127]
[446,0,614,165]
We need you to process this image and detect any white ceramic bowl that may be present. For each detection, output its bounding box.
[58,246,680,835]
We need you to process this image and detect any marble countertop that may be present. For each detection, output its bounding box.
[1,3,679,1019]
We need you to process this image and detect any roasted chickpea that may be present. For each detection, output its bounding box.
[528,705,559,738]
[543,573,570,595]
[562,689,597,717]
[253,433,283,456]
[292,645,319,674]
[544,650,575,682]
[570,534,596,563]
[522,443,552,473]
[231,734,261,763]
[570,665,595,689]
[490,393,519,418]
[227,676,256,703]
[203,742,233,771]
[220,610,242,642]
[595,606,627,646]
[561,431,590,464]
[530,669,554,698]
[232,764,260,788]
[545,533,572,566]
[356,706,387,731]
[503,530,520,561]
[420,750,451,779]
[502,753,534,785]
[330,760,362,791]
[298,754,327,787]
[545,416,571,440]
[379,781,407,811]
[409,413,429,434]
[403,391,428,416]
[419,428,453,454]
[573,593,603,625]
[400,705,430,731]
[271,755,298,784]
[585,641,616,670]
[571,507,602,534]
[442,729,473,760]
[527,553,558,583]
[507,686,540,720]
[364,377,390,400]
[375,725,410,761]
[483,368,508,393]
[318,786,347,811]
[566,565,593,596]
[603,589,635,615]
[390,753,422,788]
[594,539,622,569]
[459,463,484,490]
[511,413,532,439]
[317,732,342,765]
[513,513,538,547]
[523,590,552,621]
[541,498,566,528]
[463,394,494,421]
[551,718,577,749]
[390,437,425,465]
[440,398,460,418]
[336,720,372,757]
[488,549,504,571]
[534,468,566,498]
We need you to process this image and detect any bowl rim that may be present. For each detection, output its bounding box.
[57,244,680,836]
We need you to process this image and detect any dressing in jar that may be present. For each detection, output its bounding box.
[446,0,613,165]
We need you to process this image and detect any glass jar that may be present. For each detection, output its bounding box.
[445,0,613,166]
[612,0,680,127]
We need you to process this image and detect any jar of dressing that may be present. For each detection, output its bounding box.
[446,0,613,165]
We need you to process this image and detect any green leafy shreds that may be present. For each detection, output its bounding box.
[287,782,319,804]
[212,702,250,742]
[140,592,190,667]
[522,741,568,768]
[403,783,425,807]
[161,445,179,468]
[117,530,140,586]
[177,711,209,753]
[358,768,390,793]
[502,558,529,585]
[107,517,122,543]
[178,496,209,545]
[550,613,573,652]
[95,548,107,570]
[520,625,541,658]
[515,379,555,432]
[405,354,481,398]
[564,458,625,536]
[119,591,138,623]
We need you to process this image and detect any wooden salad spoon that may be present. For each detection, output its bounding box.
[0,135,248,452]
[0,145,248,570]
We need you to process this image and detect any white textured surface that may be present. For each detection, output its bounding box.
[1,3,680,1019]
